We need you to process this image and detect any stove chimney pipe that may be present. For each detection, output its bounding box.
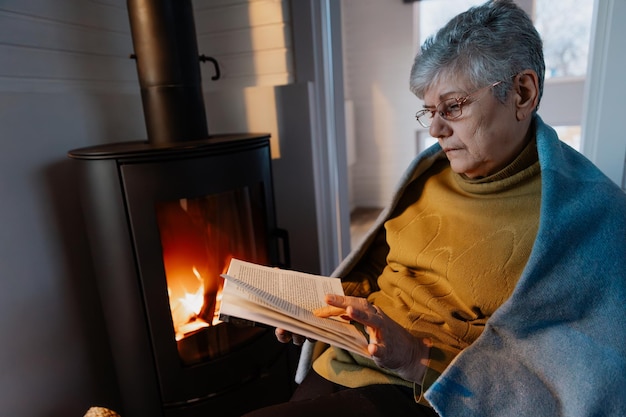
[127,0,209,144]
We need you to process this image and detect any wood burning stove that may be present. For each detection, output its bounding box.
[67,1,298,415]
[68,135,296,417]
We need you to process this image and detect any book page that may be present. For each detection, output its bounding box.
[218,258,370,357]
[224,258,343,311]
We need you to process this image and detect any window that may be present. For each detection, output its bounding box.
[535,0,593,79]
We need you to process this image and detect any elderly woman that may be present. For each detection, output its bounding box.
[244,1,626,416]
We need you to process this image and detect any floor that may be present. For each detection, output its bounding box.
[349,207,383,249]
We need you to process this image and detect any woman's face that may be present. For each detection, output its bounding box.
[423,75,530,178]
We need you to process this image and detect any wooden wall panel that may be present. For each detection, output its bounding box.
[0,0,136,92]
[194,0,293,91]
[0,0,294,93]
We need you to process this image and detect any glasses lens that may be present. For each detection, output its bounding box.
[416,98,464,128]
[438,98,463,120]
[416,82,500,127]
[415,110,433,128]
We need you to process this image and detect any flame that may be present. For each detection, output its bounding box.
[169,266,210,341]
[178,267,204,315]
[168,264,229,342]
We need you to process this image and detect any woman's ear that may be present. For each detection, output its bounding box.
[514,70,539,121]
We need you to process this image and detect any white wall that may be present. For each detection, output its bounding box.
[193,0,293,91]
[0,1,141,415]
[341,0,418,209]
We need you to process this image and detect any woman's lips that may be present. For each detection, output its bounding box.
[439,140,462,154]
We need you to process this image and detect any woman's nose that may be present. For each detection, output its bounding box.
[429,113,451,138]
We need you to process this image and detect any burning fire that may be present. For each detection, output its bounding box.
[156,195,263,345]
[179,267,205,317]
[168,265,227,341]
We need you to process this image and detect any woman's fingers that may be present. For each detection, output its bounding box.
[275,328,293,343]
[275,328,313,346]
[322,295,431,382]
[313,304,346,318]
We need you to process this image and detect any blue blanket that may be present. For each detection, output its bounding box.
[299,116,626,416]
[424,117,626,416]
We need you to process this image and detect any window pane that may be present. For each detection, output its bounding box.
[419,0,484,41]
[534,0,593,78]
[553,125,581,151]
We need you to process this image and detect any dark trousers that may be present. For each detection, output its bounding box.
[241,370,439,417]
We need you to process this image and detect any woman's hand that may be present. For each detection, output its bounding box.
[315,294,431,383]
[274,328,308,346]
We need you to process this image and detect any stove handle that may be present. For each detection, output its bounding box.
[273,228,291,269]
[199,55,221,81]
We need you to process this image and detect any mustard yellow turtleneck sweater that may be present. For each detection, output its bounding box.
[313,139,542,403]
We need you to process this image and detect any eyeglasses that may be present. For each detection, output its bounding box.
[415,81,503,128]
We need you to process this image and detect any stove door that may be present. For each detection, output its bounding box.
[120,139,289,409]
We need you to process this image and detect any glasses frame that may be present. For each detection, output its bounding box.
[415,80,503,128]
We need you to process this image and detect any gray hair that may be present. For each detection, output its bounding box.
[409,0,545,109]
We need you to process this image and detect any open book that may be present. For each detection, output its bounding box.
[218,258,370,358]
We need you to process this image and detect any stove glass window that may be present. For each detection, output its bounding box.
[155,184,269,365]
